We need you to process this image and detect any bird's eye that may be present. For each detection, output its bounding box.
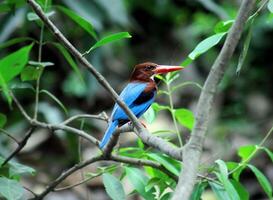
[145,66,155,71]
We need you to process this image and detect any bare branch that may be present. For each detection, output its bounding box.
[1,127,35,166]
[26,0,182,161]
[172,0,256,199]
[31,155,104,200]
[54,174,100,191]
[11,92,100,146]
[23,186,38,198]
[51,154,179,194]
[110,154,178,182]
[0,128,19,144]
[10,92,32,122]
[60,113,108,125]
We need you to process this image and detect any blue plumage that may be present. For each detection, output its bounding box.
[99,82,156,148]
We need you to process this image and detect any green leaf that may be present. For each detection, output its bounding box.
[210,182,230,200]
[147,153,181,176]
[0,2,11,13]
[151,103,169,113]
[84,32,131,54]
[166,71,180,84]
[145,177,161,192]
[0,156,36,177]
[102,173,126,200]
[9,162,36,177]
[10,82,35,91]
[0,37,34,50]
[190,182,207,200]
[188,32,226,60]
[0,72,12,106]
[0,44,33,83]
[247,164,273,199]
[0,0,25,13]
[0,113,7,128]
[27,11,55,21]
[226,162,245,181]
[0,177,24,200]
[160,192,172,200]
[236,18,254,75]
[28,61,54,67]
[268,0,273,13]
[137,138,144,149]
[52,43,83,82]
[56,6,97,39]
[180,57,193,67]
[261,147,273,163]
[143,106,156,124]
[20,66,42,81]
[214,20,234,33]
[174,108,195,130]
[125,167,155,200]
[216,159,229,178]
[230,179,249,200]
[40,89,68,114]
[144,166,171,183]
[215,160,240,200]
[237,145,257,162]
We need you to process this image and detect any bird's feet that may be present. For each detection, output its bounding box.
[129,121,147,128]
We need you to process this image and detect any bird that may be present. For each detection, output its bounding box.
[99,62,183,149]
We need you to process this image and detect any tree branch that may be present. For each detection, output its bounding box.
[26,0,182,161]
[110,154,178,182]
[30,155,104,200]
[39,154,178,197]
[0,128,19,144]
[172,0,256,199]
[11,92,100,146]
[60,113,108,125]
[1,127,35,166]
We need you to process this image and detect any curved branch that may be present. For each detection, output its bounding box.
[31,155,104,200]
[60,113,108,125]
[1,127,36,166]
[172,0,256,199]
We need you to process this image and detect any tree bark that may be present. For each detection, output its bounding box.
[172,0,256,199]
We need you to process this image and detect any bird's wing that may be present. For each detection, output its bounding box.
[111,82,148,120]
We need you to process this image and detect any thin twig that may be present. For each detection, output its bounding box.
[60,113,108,125]
[34,0,48,120]
[31,155,104,200]
[54,173,100,191]
[172,1,256,199]
[228,124,273,175]
[1,127,36,166]
[52,154,179,194]
[110,154,178,182]
[26,0,183,161]
[10,92,32,122]
[0,128,19,144]
[166,82,183,147]
[23,186,38,198]
[11,92,100,145]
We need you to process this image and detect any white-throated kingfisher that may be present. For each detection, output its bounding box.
[99,62,183,148]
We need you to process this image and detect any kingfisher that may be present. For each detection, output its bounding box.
[99,62,183,148]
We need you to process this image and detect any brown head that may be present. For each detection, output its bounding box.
[130,62,183,82]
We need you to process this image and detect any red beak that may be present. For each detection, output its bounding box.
[153,65,184,74]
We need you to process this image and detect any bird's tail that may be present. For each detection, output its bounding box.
[99,120,118,149]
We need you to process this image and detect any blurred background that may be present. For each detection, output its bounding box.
[0,0,272,199]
